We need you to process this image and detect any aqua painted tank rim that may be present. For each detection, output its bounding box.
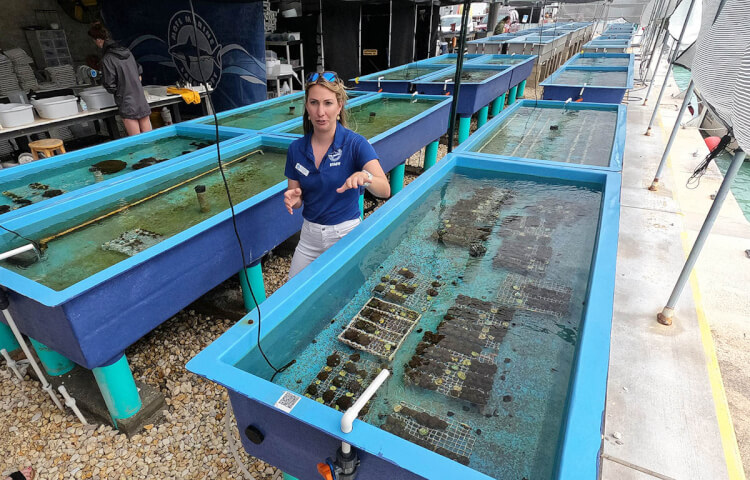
[0,124,247,224]
[187,153,622,480]
[454,99,628,171]
[0,134,296,306]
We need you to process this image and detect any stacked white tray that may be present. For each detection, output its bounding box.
[0,54,21,95]
[5,48,38,91]
[46,65,77,88]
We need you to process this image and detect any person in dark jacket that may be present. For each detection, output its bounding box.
[88,22,152,136]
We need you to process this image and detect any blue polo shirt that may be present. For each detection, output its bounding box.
[285,122,378,225]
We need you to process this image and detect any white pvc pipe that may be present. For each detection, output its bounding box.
[1,308,63,410]
[0,244,35,262]
[377,76,384,89]
[1,348,24,381]
[58,385,88,425]
[340,368,390,454]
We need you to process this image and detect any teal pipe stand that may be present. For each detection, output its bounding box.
[240,261,266,311]
[477,106,489,128]
[424,140,439,170]
[92,355,142,422]
[282,474,298,480]
[518,79,527,98]
[389,164,405,195]
[359,193,365,219]
[457,115,471,144]
[29,338,74,376]
[0,321,19,353]
[508,85,518,105]
[490,93,506,117]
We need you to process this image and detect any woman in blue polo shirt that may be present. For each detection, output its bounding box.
[284,71,390,278]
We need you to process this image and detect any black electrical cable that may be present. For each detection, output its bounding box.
[686,134,732,189]
[187,0,293,381]
[0,224,43,254]
[446,0,472,154]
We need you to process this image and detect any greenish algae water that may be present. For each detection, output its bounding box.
[0,136,215,213]
[431,69,504,83]
[287,97,442,138]
[205,96,306,130]
[1,147,288,291]
[379,66,444,80]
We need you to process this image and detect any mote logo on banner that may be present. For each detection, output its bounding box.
[168,11,222,87]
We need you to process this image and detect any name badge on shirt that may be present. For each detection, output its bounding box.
[295,163,310,176]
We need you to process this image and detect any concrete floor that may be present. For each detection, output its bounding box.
[601,54,749,479]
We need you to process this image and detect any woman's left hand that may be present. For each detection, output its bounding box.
[336,171,370,193]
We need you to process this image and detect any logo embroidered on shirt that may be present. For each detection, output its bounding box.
[328,148,342,164]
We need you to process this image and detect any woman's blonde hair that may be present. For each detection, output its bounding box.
[302,76,348,134]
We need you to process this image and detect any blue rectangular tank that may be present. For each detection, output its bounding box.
[541,66,634,103]
[412,65,514,116]
[187,153,621,480]
[0,125,245,223]
[267,93,452,173]
[455,100,627,171]
[0,134,301,370]
[350,63,450,94]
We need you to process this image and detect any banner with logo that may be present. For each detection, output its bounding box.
[101,0,266,112]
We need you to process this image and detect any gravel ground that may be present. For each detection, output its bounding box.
[0,166,432,479]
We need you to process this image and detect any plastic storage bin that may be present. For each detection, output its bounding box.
[31,95,79,119]
[79,86,116,110]
[0,103,35,127]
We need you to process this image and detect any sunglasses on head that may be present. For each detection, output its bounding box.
[306,71,339,83]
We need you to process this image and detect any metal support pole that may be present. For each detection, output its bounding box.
[645,0,697,135]
[446,0,471,153]
[477,106,489,128]
[389,163,405,195]
[649,80,694,191]
[240,261,266,311]
[657,148,747,326]
[643,34,671,105]
[423,140,439,170]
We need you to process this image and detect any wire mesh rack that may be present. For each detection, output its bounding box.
[338,297,421,361]
[303,350,383,412]
[381,402,476,466]
[496,273,572,317]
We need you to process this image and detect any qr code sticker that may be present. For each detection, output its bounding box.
[275,391,301,413]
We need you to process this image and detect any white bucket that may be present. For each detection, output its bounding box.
[31,95,79,119]
[0,103,35,128]
[79,87,116,110]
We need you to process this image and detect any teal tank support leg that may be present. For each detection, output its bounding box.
[477,106,489,128]
[0,321,20,353]
[423,140,439,170]
[490,93,506,117]
[507,85,518,105]
[518,79,527,98]
[240,260,266,312]
[29,338,74,376]
[282,474,298,480]
[389,164,405,195]
[92,355,142,423]
[457,115,471,144]
[359,193,365,220]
